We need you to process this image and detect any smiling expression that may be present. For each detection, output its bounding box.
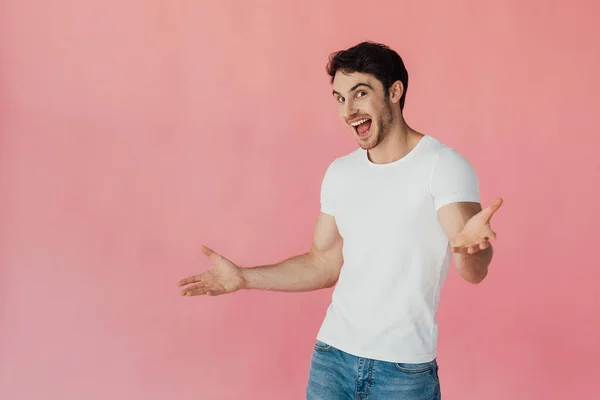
[332,71,395,150]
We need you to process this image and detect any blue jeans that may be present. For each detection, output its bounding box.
[306,340,441,400]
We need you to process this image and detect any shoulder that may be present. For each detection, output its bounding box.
[425,135,473,170]
[323,148,364,175]
[337,147,365,166]
[427,136,480,206]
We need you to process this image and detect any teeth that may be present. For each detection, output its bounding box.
[351,119,369,127]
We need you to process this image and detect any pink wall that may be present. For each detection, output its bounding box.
[1,1,599,399]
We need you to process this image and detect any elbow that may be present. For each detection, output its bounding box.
[310,250,342,289]
[324,276,339,288]
[464,275,486,285]
[325,262,343,288]
[321,268,340,288]
[460,267,488,285]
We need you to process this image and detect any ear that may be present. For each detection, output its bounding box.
[388,81,404,104]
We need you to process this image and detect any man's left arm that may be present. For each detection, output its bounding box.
[437,201,500,284]
[429,148,502,284]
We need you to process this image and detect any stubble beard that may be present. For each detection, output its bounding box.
[360,100,394,151]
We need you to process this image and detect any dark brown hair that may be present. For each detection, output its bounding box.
[327,41,409,110]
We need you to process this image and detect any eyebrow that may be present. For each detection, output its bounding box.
[332,82,374,96]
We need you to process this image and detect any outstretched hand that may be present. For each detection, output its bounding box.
[177,246,245,296]
[450,198,503,254]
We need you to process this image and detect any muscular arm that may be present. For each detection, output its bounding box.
[241,212,344,292]
[437,202,493,284]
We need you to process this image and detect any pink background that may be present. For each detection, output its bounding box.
[1,1,599,399]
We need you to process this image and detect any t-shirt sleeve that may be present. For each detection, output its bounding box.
[320,161,337,216]
[430,148,480,211]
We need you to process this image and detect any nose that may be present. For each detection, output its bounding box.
[343,99,358,120]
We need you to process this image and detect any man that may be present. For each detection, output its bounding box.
[177,42,502,399]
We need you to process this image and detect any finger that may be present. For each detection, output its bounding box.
[483,198,503,223]
[185,287,210,296]
[180,282,206,295]
[479,240,490,250]
[202,245,219,262]
[451,246,468,254]
[451,236,466,249]
[484,228,497,241]
[467,245,480,254]
[490,197,503,212]
[177,274,204,287]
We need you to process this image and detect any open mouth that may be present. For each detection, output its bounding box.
[351,118,372,137]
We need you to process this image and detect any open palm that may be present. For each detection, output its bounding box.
[451,198,503,254]
[177,246,245,296]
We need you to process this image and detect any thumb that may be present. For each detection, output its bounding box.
[482,197,503,223]
[201,245,219,262]
[490,197,503,212]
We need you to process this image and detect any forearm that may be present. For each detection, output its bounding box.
[241,252,339,292]
[455,245,493,284]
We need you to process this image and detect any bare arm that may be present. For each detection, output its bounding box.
[241,212,343,291]
[177,212,343,296]
[437,199,502,284]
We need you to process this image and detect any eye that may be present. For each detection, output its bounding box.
[337,96,345,104]
[356,91,367,98]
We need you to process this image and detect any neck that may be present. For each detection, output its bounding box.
[367,116,424,164]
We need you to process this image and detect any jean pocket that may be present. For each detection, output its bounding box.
[394,360,436,375]
[313,340,332,352]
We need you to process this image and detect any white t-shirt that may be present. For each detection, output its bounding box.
[316,134,480,363]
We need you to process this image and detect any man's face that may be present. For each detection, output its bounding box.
[332,71,394,150]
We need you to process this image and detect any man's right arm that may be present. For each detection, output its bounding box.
[241,212,343,292]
